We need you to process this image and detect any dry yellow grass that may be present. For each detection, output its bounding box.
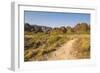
[24,33,90,61]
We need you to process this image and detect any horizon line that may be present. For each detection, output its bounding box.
[24,22,90,28]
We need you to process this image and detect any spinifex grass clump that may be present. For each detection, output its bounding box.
[24,23,90,61]
[71,35,90,59]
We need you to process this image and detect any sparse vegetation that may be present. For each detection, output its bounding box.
[24,23,90,61]
[71,35,90,59]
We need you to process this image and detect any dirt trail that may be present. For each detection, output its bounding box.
[48,39,77,60]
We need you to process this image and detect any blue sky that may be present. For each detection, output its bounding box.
[24,11,90,27]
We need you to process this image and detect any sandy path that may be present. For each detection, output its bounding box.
[48,39,77,60]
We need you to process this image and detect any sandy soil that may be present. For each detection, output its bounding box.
[48,39,78,60]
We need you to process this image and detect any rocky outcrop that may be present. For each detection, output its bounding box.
[73,23,90,33]
[24,23,52,33]
[24,23,90,34]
